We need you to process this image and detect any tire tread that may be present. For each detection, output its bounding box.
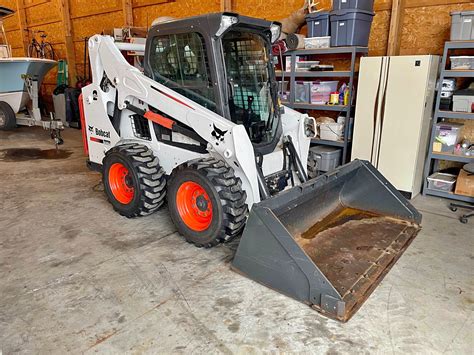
[104,143,166,218]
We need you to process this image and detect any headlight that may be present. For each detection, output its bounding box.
[216,15,238,37]
[270,23,282,43]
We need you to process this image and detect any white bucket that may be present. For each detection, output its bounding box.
[319,122,344,141]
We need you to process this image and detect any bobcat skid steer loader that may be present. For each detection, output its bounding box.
[80,13,422,322]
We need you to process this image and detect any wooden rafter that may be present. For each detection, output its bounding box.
[123,0,134,26]
[221,0,232,12]
[387,0,406,56]
[15,0,29,56]
[59,0,77,85]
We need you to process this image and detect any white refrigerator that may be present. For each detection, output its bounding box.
[352,55,440,199]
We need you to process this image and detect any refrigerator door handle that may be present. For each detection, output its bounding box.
[376,57,391,168]
[371,60,384,164]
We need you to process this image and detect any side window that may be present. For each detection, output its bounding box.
[149,32,216,112]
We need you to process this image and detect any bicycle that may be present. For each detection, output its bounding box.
[26,30,55,60]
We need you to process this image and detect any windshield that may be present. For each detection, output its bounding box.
[149,32,217,112]
[222,30,279,145]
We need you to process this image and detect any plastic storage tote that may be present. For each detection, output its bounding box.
[453,90,474,113]
[427,173,457,192]
[433,122,463,153]
[330,9,374,47]
[310,81,339,104]
[319,122,344,141]
[306,11,330,37]
[304,36,331,49]
[450,56,474,70]
[333,0,374,11]
[450,11,474,41]
[308,146,342,172]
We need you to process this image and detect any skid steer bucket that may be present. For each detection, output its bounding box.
[232,160,421,322]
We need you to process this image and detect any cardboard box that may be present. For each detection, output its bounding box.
[455,169,474,197]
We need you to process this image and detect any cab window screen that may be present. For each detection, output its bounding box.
[149,32,216,112]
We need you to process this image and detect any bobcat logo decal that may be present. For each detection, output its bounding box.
[211,124,228,142]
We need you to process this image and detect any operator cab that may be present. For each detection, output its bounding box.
[144,13,282,153]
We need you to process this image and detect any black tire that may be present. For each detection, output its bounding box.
[103,143,166,218]
[167,157,248,248]
[42,42,55,60]
[0,102,16,130]
[307,148,320,179]
[28,43,41,58]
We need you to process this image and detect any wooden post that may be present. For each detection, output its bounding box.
[123,0,133,26]
[59,0,77,85]
[220,0,232,12]
[15,0,29,56]
[387,0,406,56]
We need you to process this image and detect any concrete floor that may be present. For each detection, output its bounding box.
[0,127,472,354]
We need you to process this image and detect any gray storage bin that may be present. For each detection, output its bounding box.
[309,146,341,172]
[306,11,330,38]
[333,0,374,11]
[330,9,374,47]
[450,11,474,41]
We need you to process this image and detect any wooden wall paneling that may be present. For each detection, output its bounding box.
[23,0,48,7]
[122,0,134,26]
[374,0,392,11]
[376,0,473,11]
[15,0,29,55]
[3,29,23,49]
[59,0,77,85]
[399,3,474,55]
[11,47,24,56]
[131,0,172,9]
[387,0,406,56]
[24,0,60,27]
[28,21,65,45]
[232,0,332,21]
[2,0,18,11]
[132,0,219,27]
[71,11,123,41]
[369,9,391,56]
[3,16,20,32]
[69,0,122,19]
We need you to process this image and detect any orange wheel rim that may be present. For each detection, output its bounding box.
[176,181,213,232]
[108,162,134,204]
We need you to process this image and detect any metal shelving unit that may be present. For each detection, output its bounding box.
[422,41,474,203]
[277,46,368,163]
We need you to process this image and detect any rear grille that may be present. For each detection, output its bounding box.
[131,114,151,140]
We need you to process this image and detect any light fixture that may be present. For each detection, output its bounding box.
[215,15,238,37]
[270,23,282,43]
